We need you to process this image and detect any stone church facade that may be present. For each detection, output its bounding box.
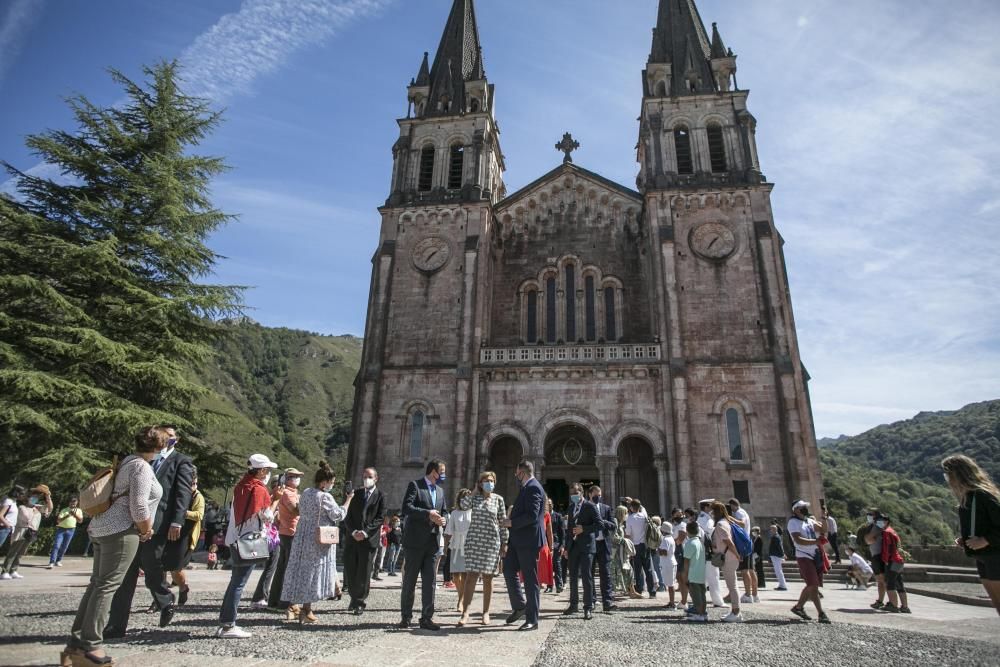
[348,0,824,521]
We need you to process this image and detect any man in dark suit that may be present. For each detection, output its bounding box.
[563,482,599,619]
[502,459,546,631]
[550,505,567,594]
[343,467,386,615]
[106,425,194,635]
[398,459,447,631]
[588,484,619,612]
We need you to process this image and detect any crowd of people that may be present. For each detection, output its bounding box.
[0,428,998,666]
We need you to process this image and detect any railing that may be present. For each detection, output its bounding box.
[480,343,662,365]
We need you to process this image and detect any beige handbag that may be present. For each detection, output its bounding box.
[316,491,339,545]
[79,456,120,517]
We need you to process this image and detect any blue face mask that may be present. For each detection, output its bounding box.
[481,481,494,493]
[569,494,581,504]
[875,520,887,529]
[166,438,177,447]
[28,496,39,506]
[436,473,446,485]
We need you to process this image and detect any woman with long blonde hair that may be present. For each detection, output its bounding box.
[942,455,1000,614]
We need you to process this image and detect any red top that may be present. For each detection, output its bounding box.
[233,473,270,526]
[881,526,904,565]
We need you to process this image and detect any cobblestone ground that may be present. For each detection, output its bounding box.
[1,558,999,666]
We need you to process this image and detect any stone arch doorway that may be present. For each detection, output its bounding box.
[488,436,522,504]
[616,436,659,516]
[543,424,599,512]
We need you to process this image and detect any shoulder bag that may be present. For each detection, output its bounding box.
[233,490,269,565]
[316,491,339,545]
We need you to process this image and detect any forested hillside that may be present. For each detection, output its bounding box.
[191,320,362,488]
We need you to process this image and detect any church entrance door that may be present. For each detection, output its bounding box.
[488,436,523,504]
[543,424,599,513]
[616,436,659,516]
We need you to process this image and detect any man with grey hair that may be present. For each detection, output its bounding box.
[343,467,385,616]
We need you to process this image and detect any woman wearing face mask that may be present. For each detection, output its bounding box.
[48,497,83,569]
[279,461,352,626]
[611,505,641,599]
[459,471,507,625]
[876,515,910,613]
[268,468,303,617]
[445,488,473,624]
[60,426,166,667]
[1,484,53,580]
[943,454,1000,614]
[169,473,204,606]
[709,501,743,623]
[215,454,279,639]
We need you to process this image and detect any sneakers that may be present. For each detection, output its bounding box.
[47,564,55,570]
[0,573,10,580]
[752,595,760,603]
[250,600,268,610]
[818,612,832,624]
[55,562,63,567]
[216,626,252,639]
[740,594,753,604]
[900,606,912,614]
[10,572,23,579]
[776,586,788,591]
[883,603,900,613]
[722,612,744,623]
[790,606,811,620]
[665,603,677,610]
[870,601,884,610]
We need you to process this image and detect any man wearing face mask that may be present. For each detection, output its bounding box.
[106,425,194,635]
[399,460,448,630]
[343,467,386,616]
[859,508,887,609]
[501,460,547,631]
[268,468,303,613]
[787,499,830,624]
[588,486,618,612]
[562,482,599,619]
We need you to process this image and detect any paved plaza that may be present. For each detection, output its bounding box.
[1,556,998,666]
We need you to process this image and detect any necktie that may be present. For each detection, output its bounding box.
[151,457,162,474]
[429,484,436,509]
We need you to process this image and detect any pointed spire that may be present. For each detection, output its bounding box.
[426,0,486,116]
[647,0,716,95]
[710,22,727,59]
[415,51,430,86]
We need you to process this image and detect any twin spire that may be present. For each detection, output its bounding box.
[410,0,486,117]
[647,0,734,96]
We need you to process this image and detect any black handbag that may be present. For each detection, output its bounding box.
[231,490,269,565]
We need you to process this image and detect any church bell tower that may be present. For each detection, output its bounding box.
[348,0,504,497]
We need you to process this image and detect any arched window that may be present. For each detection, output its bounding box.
[418,146,435,191]
[674,127,693,175]
[409,410,425,461]
[655,80,667,97]
[584,275,596,341]
[707,123,727,173]
[565,263,576,341]
[725,407,744,461]
[448,144,464,190]
[604,286,617,341]
[526,289,538,342]
[545,276,557,343]
[469,97,480,112]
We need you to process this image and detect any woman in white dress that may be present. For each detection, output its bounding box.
[444,488,473,624]
[280,462,352,624]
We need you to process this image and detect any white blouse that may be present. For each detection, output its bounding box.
[89,455,163,538]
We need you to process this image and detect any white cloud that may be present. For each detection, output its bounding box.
[0,0,43,88]
[178,0,391,103]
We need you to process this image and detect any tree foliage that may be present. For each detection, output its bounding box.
[0,62,243,501]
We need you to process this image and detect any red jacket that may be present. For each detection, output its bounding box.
[232,474,270,526]
[881,527,904,565]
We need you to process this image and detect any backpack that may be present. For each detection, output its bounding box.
[644,516,660,551]
[79,456,120,518]
[730,520,753,558]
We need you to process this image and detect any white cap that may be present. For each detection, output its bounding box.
[792,499,810,512]
[661,521,673,533]
[698,498,715,506]
[248,454,279,470]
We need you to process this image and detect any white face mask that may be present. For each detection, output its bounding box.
[876,520,887,529]
[363,477,376,489]
[287,477,301,488]
[262,472,271,486]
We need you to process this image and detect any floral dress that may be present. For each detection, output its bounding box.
[462,492,507,574]
[280,488,347,604]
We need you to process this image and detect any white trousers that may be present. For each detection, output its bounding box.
[705,563,724,605]
[770,555,788,588]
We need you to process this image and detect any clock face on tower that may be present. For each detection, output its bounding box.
[689,222,737,261]
[411,236,452,273]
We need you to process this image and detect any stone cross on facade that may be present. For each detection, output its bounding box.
[555,132,580,163]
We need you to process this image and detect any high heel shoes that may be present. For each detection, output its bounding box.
[299,610,318,624]
[69,651,114,666]
[59,647,81,667]
[285,604,301,622]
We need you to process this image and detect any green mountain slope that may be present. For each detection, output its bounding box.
[191,320,362,488]
[827,400,1000,485]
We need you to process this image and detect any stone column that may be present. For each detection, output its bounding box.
[596,455,617,505]
[654,455,670,516]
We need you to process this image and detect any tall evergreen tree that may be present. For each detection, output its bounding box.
[0,61,243,496]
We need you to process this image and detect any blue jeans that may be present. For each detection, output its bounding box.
[0,527,10,550]
[219,562,257,627]
[385,544,400,575]
[651,550,665,587]
[50,527,76,564]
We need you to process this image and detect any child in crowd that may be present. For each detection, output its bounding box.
[846,546,873,589]
[207,544,219,570]
[682,521,707,622]
[658,522,678,610]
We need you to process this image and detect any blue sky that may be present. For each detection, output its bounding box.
[3,0,999,438]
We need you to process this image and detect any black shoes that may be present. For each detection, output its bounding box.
[603,603,618,613]
[818,612,832,624]
[506,608,525,625]
[103,628,126,640]
[555,586,563,594]
[562,606,579,616]
[397,618,411,629]
[583,610,593,620]
[790,606,811,621]
[418,618,440,631]
[159,605,175,628]
[178,587,189,607]
[353,607,364,616]
[518,622,538,631]
[372,575,382,581]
